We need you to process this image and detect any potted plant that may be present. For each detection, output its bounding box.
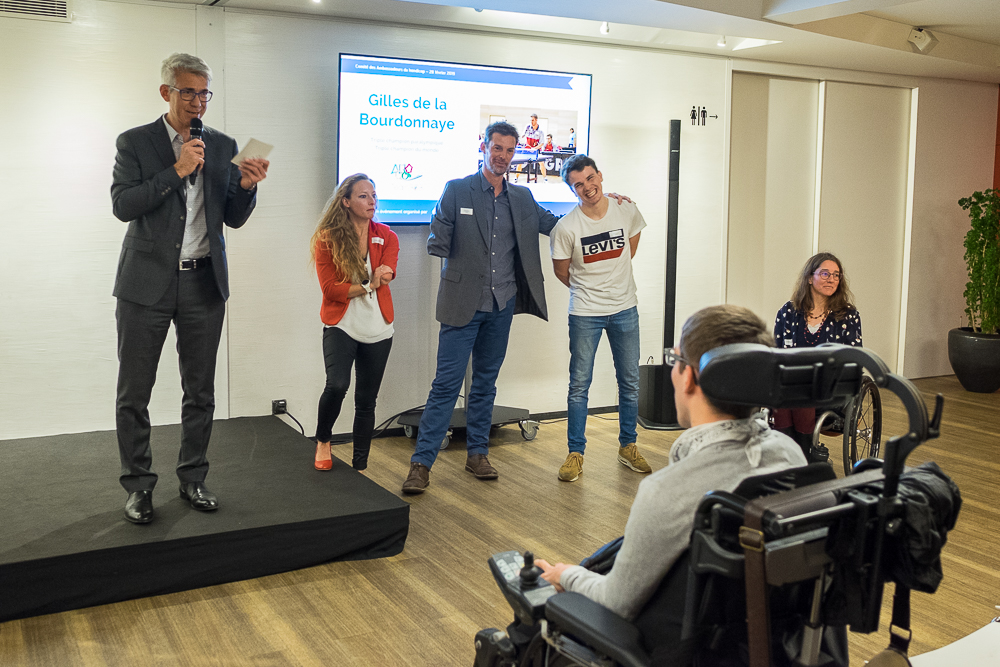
[949,189,1000,393]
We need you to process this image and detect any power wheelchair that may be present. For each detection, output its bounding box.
[474,343,956,667]
[768,372,882,475]
[811,373,882,476]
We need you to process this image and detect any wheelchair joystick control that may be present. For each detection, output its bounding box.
[519,551,543,588]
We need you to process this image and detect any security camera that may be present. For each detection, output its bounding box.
[907,28,938,54]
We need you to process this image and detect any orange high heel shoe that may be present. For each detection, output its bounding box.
[315,441,333,471]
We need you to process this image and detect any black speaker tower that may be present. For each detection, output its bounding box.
[638,119,682,430]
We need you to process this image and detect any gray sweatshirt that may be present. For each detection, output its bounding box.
[560,417,807,620]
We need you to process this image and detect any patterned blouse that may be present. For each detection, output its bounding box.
[774,301,863,349]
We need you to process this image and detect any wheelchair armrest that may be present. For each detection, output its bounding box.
[545,592,651,667]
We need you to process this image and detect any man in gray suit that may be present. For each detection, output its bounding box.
[111,53,269,524]
[402,121,555,494]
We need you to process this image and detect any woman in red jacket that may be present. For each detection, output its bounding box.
[311,173,399,472]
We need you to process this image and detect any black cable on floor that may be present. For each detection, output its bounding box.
[284,410,305,436]
[322,396,479,446]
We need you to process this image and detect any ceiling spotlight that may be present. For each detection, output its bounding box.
[600,21,610,35]
[717,36,727,47]
[312,0,321,3]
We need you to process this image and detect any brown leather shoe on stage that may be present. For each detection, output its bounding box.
[402,462,430,494]
[465,454,498,480]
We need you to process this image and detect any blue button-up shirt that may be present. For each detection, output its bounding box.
[478,171,517,312]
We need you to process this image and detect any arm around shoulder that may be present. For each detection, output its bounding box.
[535,201,561,236]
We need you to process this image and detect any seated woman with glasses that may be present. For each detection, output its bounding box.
[311,174,398,473]
[773,252,862,463]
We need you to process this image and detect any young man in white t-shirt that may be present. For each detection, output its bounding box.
[550,155,650,482]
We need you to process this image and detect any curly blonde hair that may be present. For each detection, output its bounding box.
[310,174,374,283]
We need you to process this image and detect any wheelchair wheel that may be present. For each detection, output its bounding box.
[842,375,881,475]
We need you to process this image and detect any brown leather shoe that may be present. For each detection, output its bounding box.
[402,462,430,494]
[465,454,498,480]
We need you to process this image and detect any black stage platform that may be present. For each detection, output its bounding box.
[0,416,409,623]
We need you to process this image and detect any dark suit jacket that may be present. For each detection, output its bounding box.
[427,172,560,327]
[111,117,257,306]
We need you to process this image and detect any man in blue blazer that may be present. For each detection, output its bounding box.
[111,53,269,523]
[402,121,556,494]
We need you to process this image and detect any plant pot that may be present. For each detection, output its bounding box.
[948,327,1000,393]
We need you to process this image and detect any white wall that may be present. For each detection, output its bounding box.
[0,0,208,440]
[818,81,911,370]
[220,10,729,435]
[727,74,818,325]
[0,1,994,441]
[0,2,727,440]
[727,66,996,376]
[903,79,997,378]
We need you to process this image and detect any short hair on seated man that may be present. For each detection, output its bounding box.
[677,303,776,420]
[537,304,806,624]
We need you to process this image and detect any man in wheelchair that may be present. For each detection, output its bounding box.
[536,305,806,619]
[475,305,958,667]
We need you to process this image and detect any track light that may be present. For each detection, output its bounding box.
[600,21,610,35]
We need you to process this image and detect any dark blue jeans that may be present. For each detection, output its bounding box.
[411,297,515,469]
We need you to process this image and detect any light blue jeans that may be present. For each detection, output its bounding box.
[566,306,640,454]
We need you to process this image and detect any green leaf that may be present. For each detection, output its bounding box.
[959,189,1000,333]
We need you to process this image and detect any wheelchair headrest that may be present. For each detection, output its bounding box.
[698,343,888,410]
[699,343,943,486]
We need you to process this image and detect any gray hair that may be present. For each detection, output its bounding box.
[161,53,213,87]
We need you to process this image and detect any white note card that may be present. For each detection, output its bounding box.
[231,138,274,165]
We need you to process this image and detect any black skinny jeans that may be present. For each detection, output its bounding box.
[315,327,392,470]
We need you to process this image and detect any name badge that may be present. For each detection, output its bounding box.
[460,207,474,216]
[372,237,384,245]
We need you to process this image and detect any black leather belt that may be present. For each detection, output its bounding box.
[179,257,212,271]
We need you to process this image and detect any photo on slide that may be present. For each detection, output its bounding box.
[479,104,580,191]
[338,54,592,224]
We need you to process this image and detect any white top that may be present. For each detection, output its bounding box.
[333,255,394,343]
[550,200,646,316]
[523,123,544,148]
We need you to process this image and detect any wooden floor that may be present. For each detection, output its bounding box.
[1,376,996,666]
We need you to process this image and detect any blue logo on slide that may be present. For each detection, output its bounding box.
[390,163,423,181]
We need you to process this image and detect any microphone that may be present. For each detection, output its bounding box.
[189,118,203,186]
